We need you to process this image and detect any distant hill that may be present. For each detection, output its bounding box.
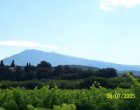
[2,49,140,71]
[118,70,140,76]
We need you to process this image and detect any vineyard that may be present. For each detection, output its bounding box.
[0,74,139,110]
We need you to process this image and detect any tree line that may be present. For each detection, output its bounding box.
[0,60,118,81]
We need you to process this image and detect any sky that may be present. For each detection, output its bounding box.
[0,0,140,65]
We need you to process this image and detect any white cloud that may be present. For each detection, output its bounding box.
[0,40,61,50]
[99,0,140,11]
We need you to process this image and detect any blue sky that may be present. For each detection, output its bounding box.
[0,0,140,65]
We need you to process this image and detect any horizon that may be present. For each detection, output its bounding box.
[1,49,140,66]
[0,0,140,65]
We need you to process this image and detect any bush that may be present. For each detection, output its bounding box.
[53,103,76,110]
[2,100,18,110]
[0,107,5,110]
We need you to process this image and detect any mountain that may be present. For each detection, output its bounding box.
[2,49,140,71]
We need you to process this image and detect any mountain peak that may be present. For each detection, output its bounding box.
[22,49,58,54]
[22,49,46,53]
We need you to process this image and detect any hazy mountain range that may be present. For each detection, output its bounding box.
[2,49,140,71]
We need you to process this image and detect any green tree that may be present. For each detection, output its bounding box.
[24,63,35,80]
[11,60,16,67]
[0,60,4,67]
[36,61,53,79]
[14,66,25,80]
[54,65,63,76]
[37,61,52,68]
[99,68,117,78]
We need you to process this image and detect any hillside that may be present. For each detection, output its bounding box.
[3,49,140,71]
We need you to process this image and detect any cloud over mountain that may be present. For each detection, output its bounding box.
[0,40,61,50]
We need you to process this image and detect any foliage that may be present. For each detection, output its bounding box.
[2,100,18,110]
[0,60,118,81]
[0,108,5,110]
[0,60,4,67]
[0,76,132,89]
[0,74,139,110]
[53,103,76,110]
[11,60,16,67]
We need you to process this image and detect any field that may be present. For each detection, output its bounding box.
[0,74,139,110]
